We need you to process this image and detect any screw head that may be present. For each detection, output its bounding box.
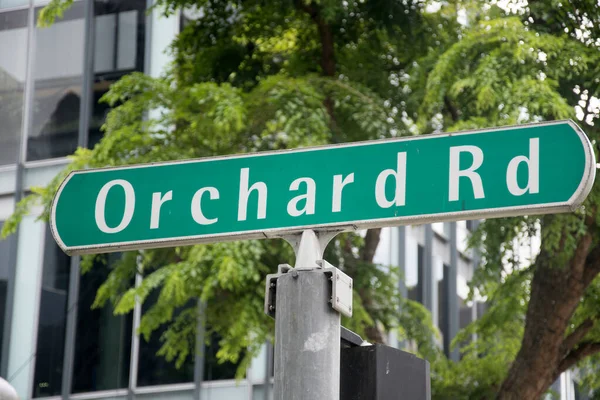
[336,297,340,302]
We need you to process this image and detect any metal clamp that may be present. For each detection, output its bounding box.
[264,261,353,318]
[318,260,353,318]
[264,264,291,318]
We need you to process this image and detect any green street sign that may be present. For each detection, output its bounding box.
[51,120,596,255]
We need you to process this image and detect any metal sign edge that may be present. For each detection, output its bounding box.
[50,170,75,255]
[565,119,597,209]
[58,201,578,255]
[51,120,574,176]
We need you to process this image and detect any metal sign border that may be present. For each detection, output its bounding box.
[50,119,597,255]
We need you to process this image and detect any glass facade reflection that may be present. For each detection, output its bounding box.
[203,333,240,382]
[27,4,84,161]
[0,9,27,165]
[457,304,473,357]
[438,263,450,356]
[138,294,194,387]
[90,0,146,148]
[94,0,144,74]
[0,0,27,9]
[32,226,71,397]
[25,0,147,161]
[73,254,132,393]
[407,244,424,302]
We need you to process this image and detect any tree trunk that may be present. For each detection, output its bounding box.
[316,18,335,77]
[317,18,336,120]
[496,234,594,400]
[295,1,337,120]
[361,228,382,264]
[295,1,336,77]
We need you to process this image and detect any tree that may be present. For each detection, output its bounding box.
[420,2,600,399]
[5,0,600,398]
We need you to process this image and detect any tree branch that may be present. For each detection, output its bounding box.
[583,243,600,287]
[294,0,338,132]
[556,342,600,378]
[444,95,459,122]
[560,318,595,355]
[570,232,593,279]
[294,0,335,77]
[361,228,382,263]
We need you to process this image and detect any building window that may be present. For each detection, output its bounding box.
[443,222,452,238]
[0,0,27,9]
[204,333,242,381]
[25,0,146,162]
[27,4,85,162]
[457,221,469,254]
[407,244,423,303]
[72,254,132,393]
[32,226,71,397]
[458,295,473,356]
[466,220,475,232]
[438,264,450,356]
[459,297,472,330]
[89,0,146,149]
[137,293,195,387]
[0,8,28,165]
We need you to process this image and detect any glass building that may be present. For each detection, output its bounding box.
[0,1,586,399]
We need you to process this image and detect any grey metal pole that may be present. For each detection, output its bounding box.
[272,230,341,400]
